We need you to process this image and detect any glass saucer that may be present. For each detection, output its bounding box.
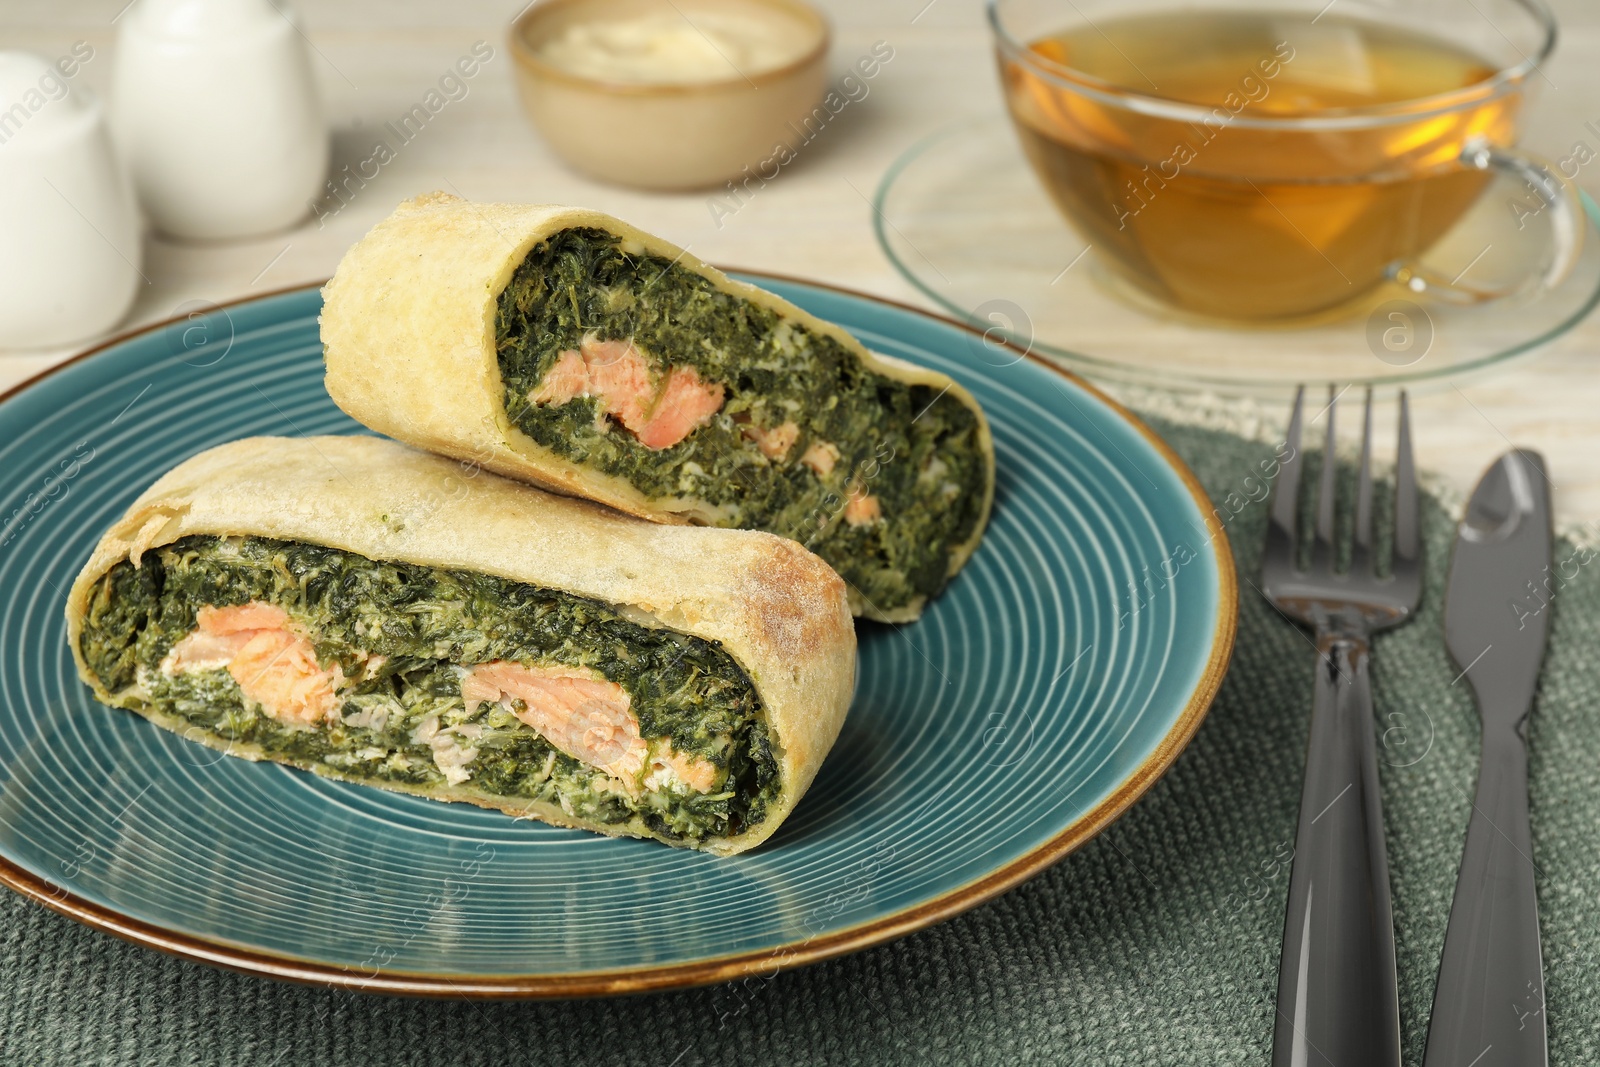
[873,116,1600,394]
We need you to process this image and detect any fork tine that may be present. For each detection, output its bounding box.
[1266,386,1305,564]
[1310,385,1338,572]
[1353,388,1374,575]
[1394,390,1419,565]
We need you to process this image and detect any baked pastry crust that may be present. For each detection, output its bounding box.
[319,192,995,622]
[65,435,856,854]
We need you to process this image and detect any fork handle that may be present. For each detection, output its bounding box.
[1272,635,1402,1067]
[1423,722,1546,1067]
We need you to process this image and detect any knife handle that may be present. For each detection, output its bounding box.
[1424,722,1548,1067]
[1272,636,1402,1067]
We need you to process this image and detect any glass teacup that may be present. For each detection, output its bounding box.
[990,0,1580,321]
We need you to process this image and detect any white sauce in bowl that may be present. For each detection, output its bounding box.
[538,12,812,84]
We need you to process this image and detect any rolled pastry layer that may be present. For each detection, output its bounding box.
[320,193,995,622]
[66,436,855,854]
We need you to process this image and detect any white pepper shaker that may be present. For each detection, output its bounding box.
[0,51,142,348]
[111,0,328,240]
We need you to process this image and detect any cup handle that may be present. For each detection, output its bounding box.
[1387,140,1585,306]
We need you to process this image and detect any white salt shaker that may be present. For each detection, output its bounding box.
[111,0,328,240]
[0,51,142,349]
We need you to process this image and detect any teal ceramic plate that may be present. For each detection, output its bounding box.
[0,276,1234,997]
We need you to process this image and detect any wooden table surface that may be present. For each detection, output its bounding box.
[7,0,1600,526]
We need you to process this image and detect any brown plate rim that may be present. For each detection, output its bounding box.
[0,273,1237,999]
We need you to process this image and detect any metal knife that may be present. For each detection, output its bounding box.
[1426,449,1553,1067]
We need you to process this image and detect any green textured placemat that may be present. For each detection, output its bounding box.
[2,416,1596,1066]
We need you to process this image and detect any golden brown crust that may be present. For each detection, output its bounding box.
[64,435,855,855]
[319,194,995,623]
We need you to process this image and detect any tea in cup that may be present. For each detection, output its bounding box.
[991,0,1577,321]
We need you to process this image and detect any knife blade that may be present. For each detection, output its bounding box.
[1426,449,1553,1067]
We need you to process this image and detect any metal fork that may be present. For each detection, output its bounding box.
[1261,386,1421,1067]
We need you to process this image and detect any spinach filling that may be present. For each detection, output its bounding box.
[495,227,988,613]
[79,535,780,842]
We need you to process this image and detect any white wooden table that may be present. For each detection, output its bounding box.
[7,0,1600,525]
